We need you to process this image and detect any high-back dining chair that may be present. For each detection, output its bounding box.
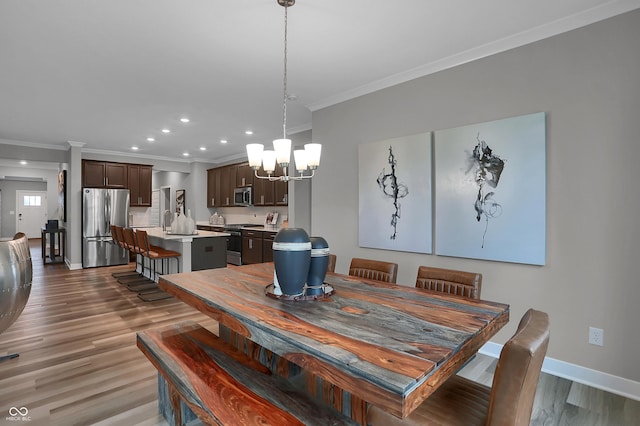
[367,308,550,426]
[415,266,482,299]
[349,258,398,284]
[327,254,337,273]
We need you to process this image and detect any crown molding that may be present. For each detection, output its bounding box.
[307,0,640,112]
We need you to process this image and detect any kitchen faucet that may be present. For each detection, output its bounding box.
[163,210,173,232]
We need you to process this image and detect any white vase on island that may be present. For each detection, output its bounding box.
[170,208,195,234]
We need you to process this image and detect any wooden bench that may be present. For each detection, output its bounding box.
[137,321,357,426]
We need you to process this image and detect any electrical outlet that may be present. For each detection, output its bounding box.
[589,327,604,346]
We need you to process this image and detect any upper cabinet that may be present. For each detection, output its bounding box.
[207,168,219,208]
[207,161,287,207]
[82,160,128,188]
[236,162,254,187]
[207,164,236,208]
[82,160,152,206]
[128,164,153,207]
[274,163,288,206]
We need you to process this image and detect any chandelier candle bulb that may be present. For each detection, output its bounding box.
[262,150,277,174]
[246,144,264,168]
[304,143,322,169]
[274,138,292,165]
[294,149,308,172]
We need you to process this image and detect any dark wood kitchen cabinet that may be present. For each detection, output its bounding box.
[242,229,263,264]
[236,162,254,187]
[82,160,128,189]
[206,167,220,208]
[274,163,289,205]
[207,161,287,207]
[82,160,152,206]
[220,165,236,207]
[253,177,275,206]
[128,164,153,206]
[207,165,235,207]
[262,231,277,263]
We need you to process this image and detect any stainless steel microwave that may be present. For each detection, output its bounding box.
[234,186,253,206]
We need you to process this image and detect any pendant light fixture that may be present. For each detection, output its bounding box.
[246,0,321,182]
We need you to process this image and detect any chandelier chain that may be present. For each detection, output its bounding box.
[282,2,288,140]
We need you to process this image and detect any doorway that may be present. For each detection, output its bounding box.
[159,186,172,228]
[16,190,48,238]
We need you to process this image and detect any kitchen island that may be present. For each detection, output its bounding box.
[133,227,229,277]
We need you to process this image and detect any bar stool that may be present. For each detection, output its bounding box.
[135,229,181,282]
[111,225,138,279]
[119,228,155,288]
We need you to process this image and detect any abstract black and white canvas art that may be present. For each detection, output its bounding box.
[358,132,432,253]
[434,112,546,265]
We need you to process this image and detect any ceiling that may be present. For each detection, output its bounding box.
[1,0,637,165]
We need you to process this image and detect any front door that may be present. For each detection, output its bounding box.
[16,190,48,238]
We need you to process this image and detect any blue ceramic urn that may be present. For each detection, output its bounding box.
[306,237,330,295]
[273,228,311,296]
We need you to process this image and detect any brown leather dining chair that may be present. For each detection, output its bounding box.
[415,266,482,299]
[327,254,337,273]
[349,258,398,284]
[367,308,550,426]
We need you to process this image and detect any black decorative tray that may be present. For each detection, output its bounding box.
[264,283,334,301]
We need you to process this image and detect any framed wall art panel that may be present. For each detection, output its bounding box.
[434,112,546,265]
[358,132,432,254]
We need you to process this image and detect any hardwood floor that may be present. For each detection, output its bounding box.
[1,240,638,425]
[0,240,215,425]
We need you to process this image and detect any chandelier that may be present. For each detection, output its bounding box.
[246,0,321,182]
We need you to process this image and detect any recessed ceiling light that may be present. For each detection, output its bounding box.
[220,139,228,144]
[180,118,190,123]
[147,137,155,142]
[131,146,139,150]
[245,130,253,135]
[162,129,171,134]
[183,152,189,157]
[19,160,28,165]
[199,146,206,151]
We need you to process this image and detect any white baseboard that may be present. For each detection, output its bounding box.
[67,260,82,270]
[479,342,640,401]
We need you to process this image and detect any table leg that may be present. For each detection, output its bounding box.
[218,325,367,425]
[50,232,55,261]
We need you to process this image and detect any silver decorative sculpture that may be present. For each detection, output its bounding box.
[0,233,32,361]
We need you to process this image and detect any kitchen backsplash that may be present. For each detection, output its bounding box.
[130,205,288,228]
[210,206,288,226]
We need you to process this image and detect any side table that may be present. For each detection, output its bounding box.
[41,227,66,264]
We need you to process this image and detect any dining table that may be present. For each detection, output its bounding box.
[158,263,509,424]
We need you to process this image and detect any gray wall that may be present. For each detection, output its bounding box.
[0,180,47,237]
[311,10,640,382]
[0,163,61,239]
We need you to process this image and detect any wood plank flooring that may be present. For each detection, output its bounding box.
[1,240,638,425]
[0,241,215,425]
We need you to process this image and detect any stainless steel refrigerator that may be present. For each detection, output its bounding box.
[82,188,130,268]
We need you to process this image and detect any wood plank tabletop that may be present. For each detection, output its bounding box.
[159,263,509,419]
